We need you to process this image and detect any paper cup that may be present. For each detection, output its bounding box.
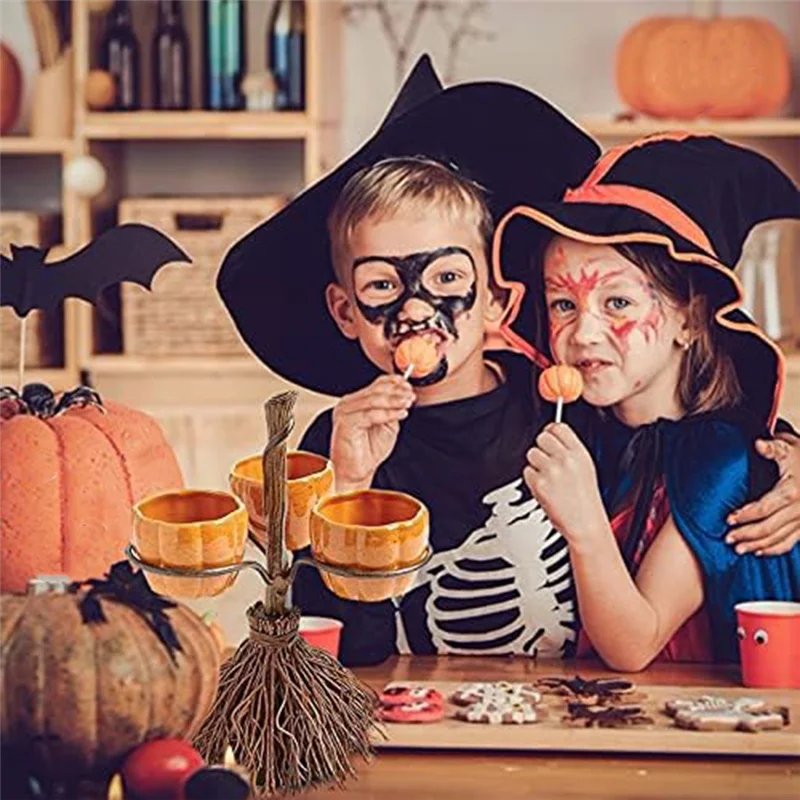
[735,601,800,688]
[298,616,344,658]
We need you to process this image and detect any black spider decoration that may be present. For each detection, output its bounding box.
[0,383,103,418]
[69,560,183,664]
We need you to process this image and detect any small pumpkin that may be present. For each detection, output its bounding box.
[309,489,429,602]
[615,15,792,119]
[0,43,22,134]
[0,384,184,593]
[0,569,220,785]
[538,365,584,404]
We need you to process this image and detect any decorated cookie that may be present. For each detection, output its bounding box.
[450,681,541,707]
[664,696,790,733]
[378,699,445,724]
[380,684,444,708]
[454,698,540,725]
[535,675,643,705]
[562,702,654,729]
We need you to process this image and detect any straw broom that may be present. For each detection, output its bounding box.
[193,391,381,795]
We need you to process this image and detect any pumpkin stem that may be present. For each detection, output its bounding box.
[262,391,297,613]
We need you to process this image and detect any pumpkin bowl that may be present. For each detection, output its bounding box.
[132,489,248,598]
[309,489,429,602]
[229,450,334,551]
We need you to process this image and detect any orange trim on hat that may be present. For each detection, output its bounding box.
[490,205,785,431]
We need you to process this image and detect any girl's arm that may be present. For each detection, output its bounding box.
[568,514,704,671]
[525,421,704,671]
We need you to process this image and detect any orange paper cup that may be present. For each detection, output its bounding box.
[298,616,344,658]
[735,601,800,689]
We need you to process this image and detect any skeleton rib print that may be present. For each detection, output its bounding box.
[397,478,576,657]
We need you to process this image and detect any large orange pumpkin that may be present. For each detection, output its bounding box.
[615,15,791,119]
[1,571,220,785]
[0,384,184,593]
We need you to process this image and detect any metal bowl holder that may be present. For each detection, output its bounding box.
[126,413,432,591]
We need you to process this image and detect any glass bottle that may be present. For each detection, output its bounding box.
[100,0,140,111]
[153,0,190,110]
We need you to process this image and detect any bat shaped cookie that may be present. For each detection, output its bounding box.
[1,223,191,316]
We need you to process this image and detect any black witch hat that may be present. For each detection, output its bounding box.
[493,132,800,429]
[216,54,599,397]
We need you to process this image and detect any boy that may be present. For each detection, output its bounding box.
[218,57,800,666]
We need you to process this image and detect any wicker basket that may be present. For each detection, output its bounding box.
[118,196,285,357]
[0,212,62,369]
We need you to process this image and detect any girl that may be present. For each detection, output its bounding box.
[493,132,800,670]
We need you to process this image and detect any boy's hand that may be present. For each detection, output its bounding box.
[726,432,800,556]
[330,375,415,493]
[523,422,607,551]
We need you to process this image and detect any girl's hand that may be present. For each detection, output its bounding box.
[523,422,607,550]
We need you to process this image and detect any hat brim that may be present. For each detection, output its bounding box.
[493,202,784,429]
[217,82,599,397]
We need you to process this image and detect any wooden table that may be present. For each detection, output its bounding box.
[299,656,800,800]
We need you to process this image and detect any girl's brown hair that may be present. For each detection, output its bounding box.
[614,242,742,414]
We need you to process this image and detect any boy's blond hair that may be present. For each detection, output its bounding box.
[327,156,496,288]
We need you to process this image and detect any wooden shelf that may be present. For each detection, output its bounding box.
[85,354,269,375]
[0,137,74,155]
[83,111,315,140]
[580,115,800,138]
[0,367,74,391]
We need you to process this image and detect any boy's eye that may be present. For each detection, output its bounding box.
[437,271,459,285]
[607,297,632,311]
[368,279,396,291]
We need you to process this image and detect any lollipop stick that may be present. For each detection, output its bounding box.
[555,396,564,424]
[403,363,414,381]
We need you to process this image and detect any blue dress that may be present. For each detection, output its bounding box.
[588,410,800,662]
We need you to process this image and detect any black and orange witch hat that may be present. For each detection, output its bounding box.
[493,132,800,430]
[216,55,598,397]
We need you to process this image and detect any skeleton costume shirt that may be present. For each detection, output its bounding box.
[292,351,582,667]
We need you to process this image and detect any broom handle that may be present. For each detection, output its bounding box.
[262,391,298,613]
[18,315,28,391]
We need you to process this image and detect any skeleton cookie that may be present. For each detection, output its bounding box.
[450,681,541,707]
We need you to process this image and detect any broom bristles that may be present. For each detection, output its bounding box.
[193,604,382,796]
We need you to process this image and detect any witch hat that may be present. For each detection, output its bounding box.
[493,131,800,428]
[216,54,599,397]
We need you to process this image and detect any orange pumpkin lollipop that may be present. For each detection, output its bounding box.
[395,336,440,379]
[538,364,583,422]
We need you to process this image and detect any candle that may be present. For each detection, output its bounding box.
[106,774,124,800]
[181,746,251,800]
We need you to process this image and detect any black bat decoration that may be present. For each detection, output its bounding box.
[0,223,191,317]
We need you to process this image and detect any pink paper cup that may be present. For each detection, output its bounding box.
[735,601,800,689]
[298,616,344,658]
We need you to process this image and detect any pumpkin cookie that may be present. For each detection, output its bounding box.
[450,681,541,707]
[378,699,445,724]
[454,698,541,725]
[380,684,444,708]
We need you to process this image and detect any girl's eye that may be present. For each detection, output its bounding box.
[437,271,459,284]
[607,297,632,311]
[550,298,575,314]
[753,629,769,646]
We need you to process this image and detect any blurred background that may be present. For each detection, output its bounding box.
[1,0,799,639]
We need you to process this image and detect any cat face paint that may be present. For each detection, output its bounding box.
[543,236,687,421]
[352,246,477,384]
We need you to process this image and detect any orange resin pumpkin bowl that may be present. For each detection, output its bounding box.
[229,450,334,551]
[309,489,429,602]
[132,489,248,598]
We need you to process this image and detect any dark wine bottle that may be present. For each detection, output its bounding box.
[221,0,246,110]
[100,0,140,111]
[202,0,224,109]
[268,0,305,111]
[153,0,190,110]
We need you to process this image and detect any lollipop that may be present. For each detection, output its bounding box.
[395,336,440,379]
[538,364,583,423]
